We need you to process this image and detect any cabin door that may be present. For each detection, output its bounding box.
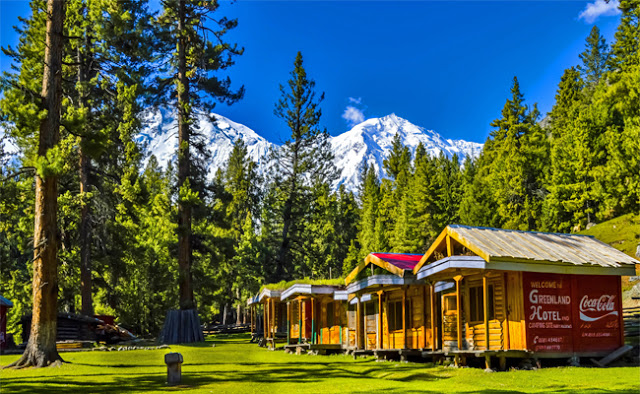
[442,293,458,350]
[304,300,312,340]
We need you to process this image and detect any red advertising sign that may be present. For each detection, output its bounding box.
[573,275,621,352]
[523,272,573,352]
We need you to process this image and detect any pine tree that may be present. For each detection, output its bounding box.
[4,0,66,368]
[578,26,610,87]
[154,0,244,312]
[609,0,639,71]
[542,67,597,232]
[485,77,547,230]
[271,51,335,280]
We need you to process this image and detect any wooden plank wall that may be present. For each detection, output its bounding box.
[464,273,506,350]
[506,271,526,349]
[291,300,300,339]
[319,298,347,345]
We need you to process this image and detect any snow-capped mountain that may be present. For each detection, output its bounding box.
[139,108,272,177]
[331,113,482,190]
[140,110,483,192]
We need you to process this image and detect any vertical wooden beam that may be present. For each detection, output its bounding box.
[377,291,383,349]
[430,283,436,352]
[263,302,267,338]
[446,235,453,257]
[422,286,428,349]
[483,275,490,350]
[271,299,275,339]
[454,275,463,350]
[402,287,407,349]
[356,297,362,350]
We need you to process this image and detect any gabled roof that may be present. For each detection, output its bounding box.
[0,294,13,308]
[413,225,640,274]
[280,284,342,301]
[345,252,423,285]
[257,288,282,302]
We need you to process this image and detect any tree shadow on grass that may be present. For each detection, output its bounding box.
[2,367,638,394]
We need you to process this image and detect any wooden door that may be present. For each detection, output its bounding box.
[506,272,526,349]
[304,300,312,339]
[442,293,458,349]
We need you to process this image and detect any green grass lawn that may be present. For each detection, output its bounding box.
[1,334,638,393]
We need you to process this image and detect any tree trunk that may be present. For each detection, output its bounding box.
[176,0,194,311]
[8,0,65,368]
[222,303,228,326]
[235,288,242,325]
[78,28,93,317]
[276,146,299,281]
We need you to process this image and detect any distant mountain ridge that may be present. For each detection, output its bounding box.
[139,109,483,192]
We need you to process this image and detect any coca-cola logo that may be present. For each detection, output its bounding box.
[579,295,618,322]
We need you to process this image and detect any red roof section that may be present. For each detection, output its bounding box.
[371,253,423,271]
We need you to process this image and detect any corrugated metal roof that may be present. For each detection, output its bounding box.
[448,225,639,267]
[371,253,423,271]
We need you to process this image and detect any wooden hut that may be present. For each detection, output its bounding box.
[258,288,287,348]
[412,225,638,368]
[0,294,13,352]
[246,294,263,341]
[345,253,433,359]
[280,284,346,353]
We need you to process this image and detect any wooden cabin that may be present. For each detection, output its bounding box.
[0,294,13,352]
[413,225,638,367]
[257,288,287,348]
[345,253,434,358]
[246,294,263,341]
[280,284,346,353]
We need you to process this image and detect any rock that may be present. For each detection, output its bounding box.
[635,244,640,258]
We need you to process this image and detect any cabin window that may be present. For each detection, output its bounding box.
[327,302,335,327]
[389,301,402,331]
[388,300,411,331]
[469,285,495,322]
[443,294,457,313]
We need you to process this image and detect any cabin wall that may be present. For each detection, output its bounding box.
[506,271,526,349]
[522,272,623,354]
[463,273,506,350]
[347,303,356,348]
[319,298,346,345]
[290,300,300,339]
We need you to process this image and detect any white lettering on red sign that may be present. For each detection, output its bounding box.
[579,295,618,322]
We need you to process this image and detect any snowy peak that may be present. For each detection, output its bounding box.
[140,110,483,192]
[329,114,482,190]
[140,109,272,178]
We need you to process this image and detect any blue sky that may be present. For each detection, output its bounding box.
[0,0,623,144]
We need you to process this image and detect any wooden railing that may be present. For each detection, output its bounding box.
[623,306,640,342]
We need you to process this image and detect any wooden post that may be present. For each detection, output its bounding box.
[454,275,463,350]
[483,275,490,350]
[422,286,428,349]
[263,303,267,338]
[430,283,436,352]
[377,291,383,349]
[298,298,303,344]
[402,287,407,349]
[446,235,453,257]
[270,299,275,340]
[356,297,363,350]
